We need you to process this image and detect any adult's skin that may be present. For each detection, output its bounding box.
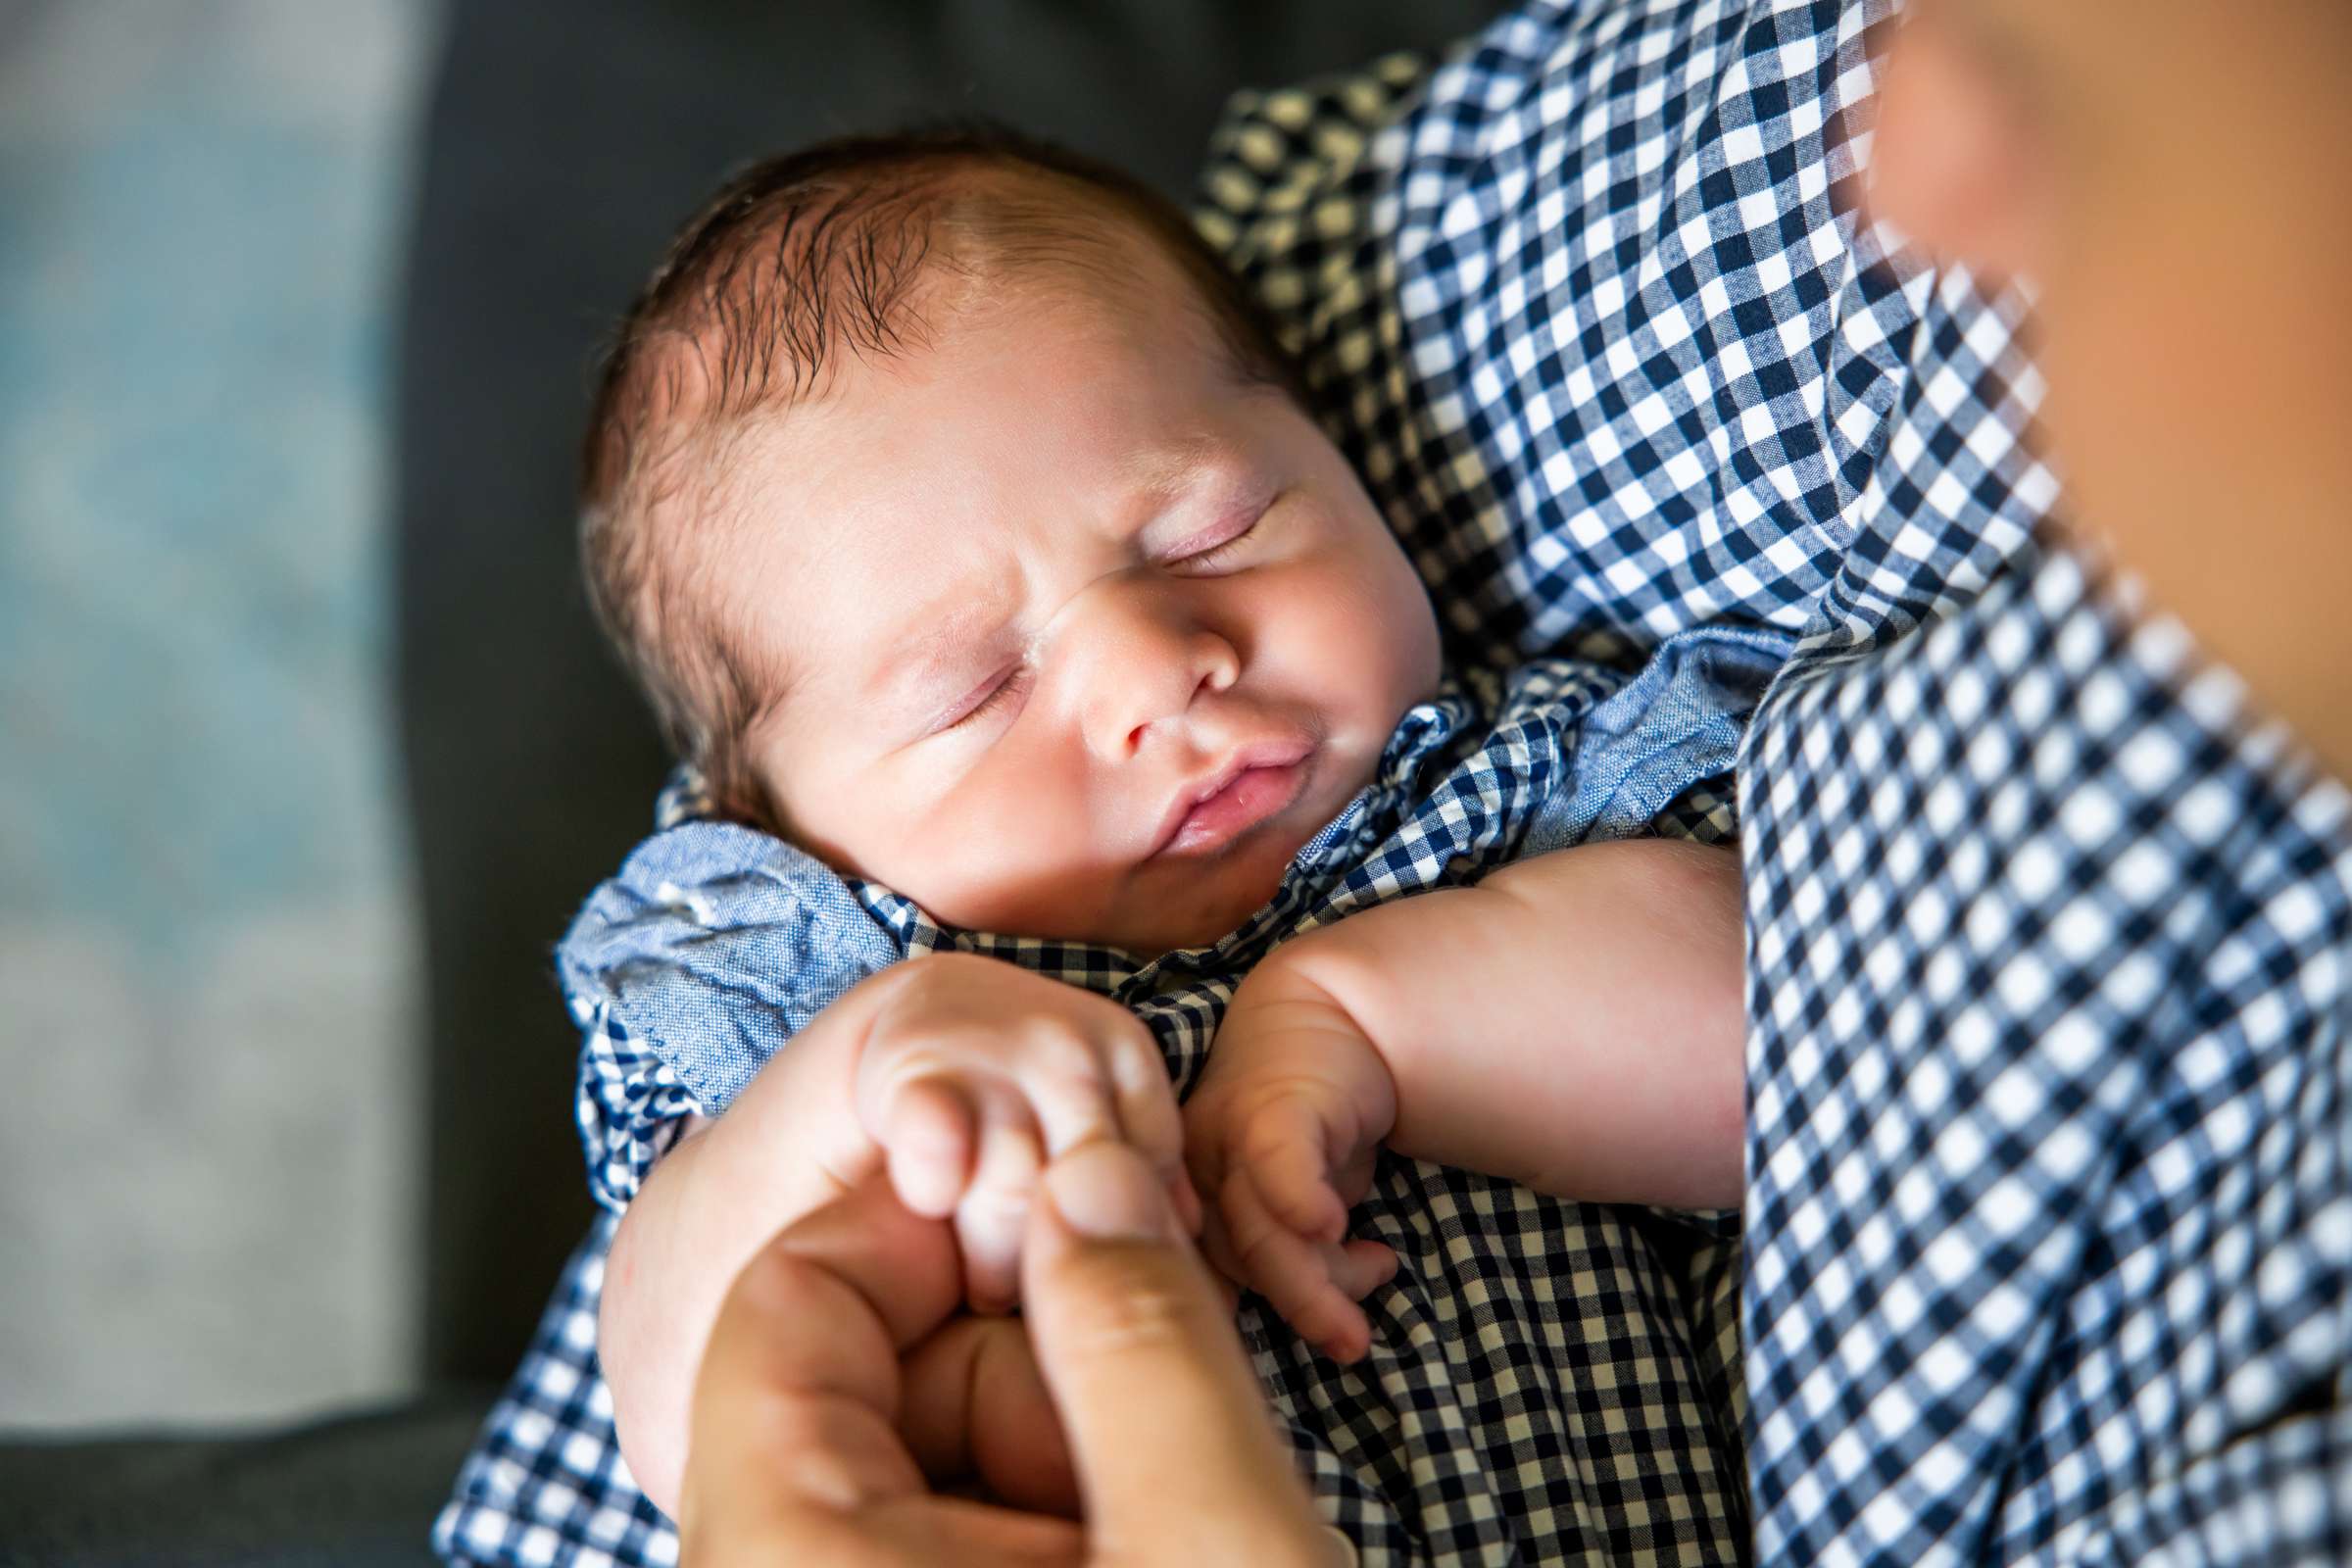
[1870,0,2352,778]
[681,2,2352,1556]
[678,1140,1343,1566]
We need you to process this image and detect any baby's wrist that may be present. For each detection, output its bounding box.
[1220,940,1395,1101]
[1236,926,1377,1021]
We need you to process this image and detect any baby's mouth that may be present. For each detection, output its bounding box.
[1149,741,1316,860]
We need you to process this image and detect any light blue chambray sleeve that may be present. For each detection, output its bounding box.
[1521,625,1789,857]
[556,818,904,1210]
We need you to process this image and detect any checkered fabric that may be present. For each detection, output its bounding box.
[439,658,1759,1567]
[1744,539,2352,1566]
[439,1,2351,1563]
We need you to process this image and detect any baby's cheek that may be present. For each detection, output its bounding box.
[1293,557,1439,727]
[887,769,1116,939]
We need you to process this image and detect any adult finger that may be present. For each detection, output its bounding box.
[1019,1143,1343,1567]
[681,1174,945,1530]
[900,1315,1079,1516]
[681,1174,1081,1568]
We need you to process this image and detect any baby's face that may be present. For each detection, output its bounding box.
[723,268,1441,955]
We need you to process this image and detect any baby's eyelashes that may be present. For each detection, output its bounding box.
[1145,477,1284,573]
[935,663,1032,736]
[1158,503,1266,575]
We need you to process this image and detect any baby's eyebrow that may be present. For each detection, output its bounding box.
[1120,434,1230,514]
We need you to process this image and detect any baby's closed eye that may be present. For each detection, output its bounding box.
[1157,492,1273,575]
[936,662,1033,734]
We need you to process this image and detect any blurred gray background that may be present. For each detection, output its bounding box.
[0,0,439,1429]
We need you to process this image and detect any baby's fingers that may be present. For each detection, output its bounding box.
[1242,1102,1350,1246]
[1329,1238,1398,1301]
[1222,1171,1374,1363]
[955,1102,1042,1315]
[876,1076,977,1219]
[1022,1046,1120,1161]
[1020,1029,1198,1236]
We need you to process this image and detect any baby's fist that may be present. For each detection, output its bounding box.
[855,953,1197,1312]
[1185,1070,1396,1361]
[1184,957,1403,1361]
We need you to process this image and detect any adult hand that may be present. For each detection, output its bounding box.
[678,1139,1347,1567]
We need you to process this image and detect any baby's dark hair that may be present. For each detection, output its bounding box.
[580,122,1302,822]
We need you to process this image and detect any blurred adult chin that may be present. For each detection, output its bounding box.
[1870,0,2352,779]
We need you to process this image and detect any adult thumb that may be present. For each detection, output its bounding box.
[1018,1142,1344,1567]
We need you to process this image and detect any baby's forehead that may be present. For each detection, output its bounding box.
[719,242,1251,537]
[657,188,1232,521]
[724,353,1268,720]
[738,390,1247,604]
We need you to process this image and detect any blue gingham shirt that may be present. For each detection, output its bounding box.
[438,2,2351,1563]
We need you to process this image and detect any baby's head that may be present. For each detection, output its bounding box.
[584,127,1441,956]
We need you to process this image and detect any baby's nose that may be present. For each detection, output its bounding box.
[1065,590,1239,761]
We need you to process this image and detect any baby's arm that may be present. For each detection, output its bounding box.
[602,953,1193,1513]
[1185,838,1745,1358]
[601,971,889,1514]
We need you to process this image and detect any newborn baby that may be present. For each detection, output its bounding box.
[571,126,1764,1560]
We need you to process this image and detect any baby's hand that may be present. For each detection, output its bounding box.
[856,952,1197,1313]
[1184,963,1401,1362]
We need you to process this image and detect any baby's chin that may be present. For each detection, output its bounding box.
[903,834,1291,958]
[1093,827,1309,958]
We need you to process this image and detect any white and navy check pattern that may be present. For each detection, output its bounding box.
[1744,543,2351,1565]
[441,661,1755,1567]
[440,1,2351,1562]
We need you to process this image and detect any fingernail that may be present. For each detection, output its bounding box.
[1044,1144,1171,1240]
